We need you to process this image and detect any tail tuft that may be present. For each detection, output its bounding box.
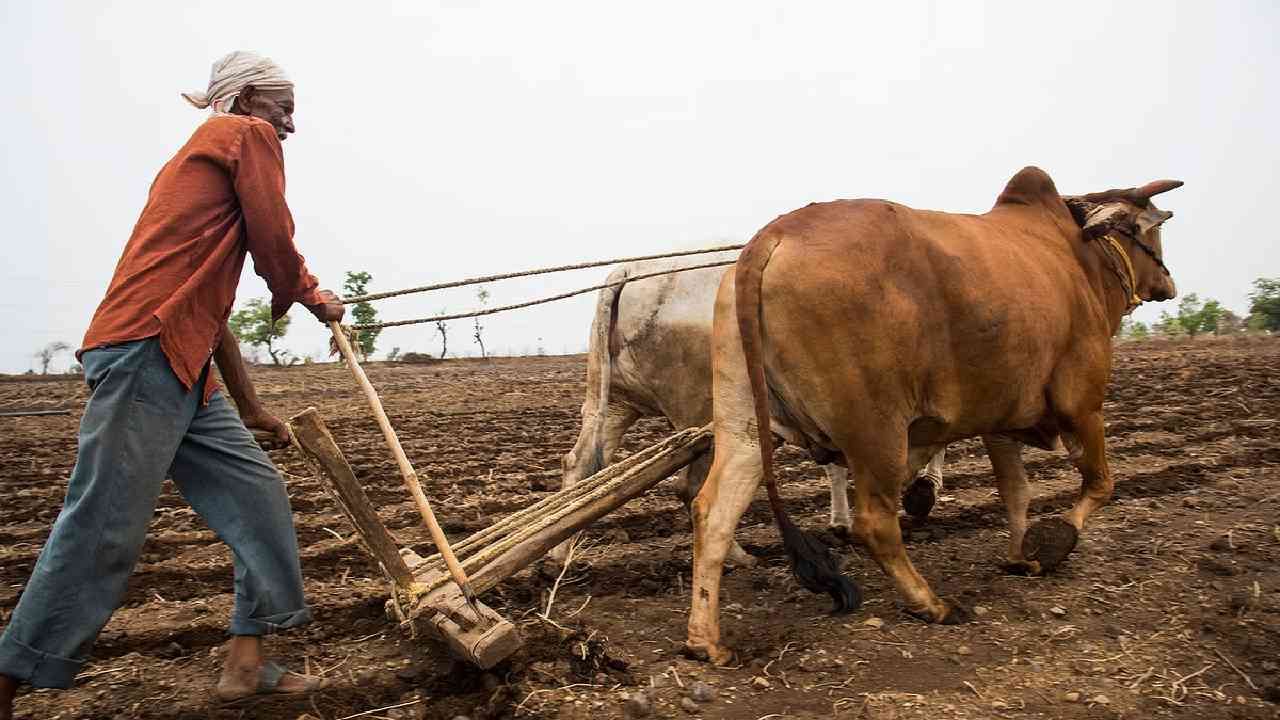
[778,520,862,613]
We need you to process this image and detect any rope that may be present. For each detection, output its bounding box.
[342,244,744,305]
[1098,234,1142,313]
[352,259,736,331]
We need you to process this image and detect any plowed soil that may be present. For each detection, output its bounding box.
[2,338,1278,720]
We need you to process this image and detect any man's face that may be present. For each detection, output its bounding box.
[237,86,295,141]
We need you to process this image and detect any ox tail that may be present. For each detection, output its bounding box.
[583,268,628,478]
[734,234,861,614]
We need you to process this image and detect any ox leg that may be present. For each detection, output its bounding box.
[981,435,1036,574]
[686,435,763,666]
[1023,411,1110,573]
[552,403,639,563]
[677,453,758,568]
[850,444,968,624]
[826,465,853,537]
[901,446,945,520]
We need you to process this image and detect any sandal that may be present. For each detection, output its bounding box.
[216,660,324,702]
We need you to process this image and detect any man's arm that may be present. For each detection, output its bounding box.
[233,121,328,321]
[214,323,289,445]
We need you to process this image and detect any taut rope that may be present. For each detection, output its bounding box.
[343,244,744,305]
[351,258,737,332]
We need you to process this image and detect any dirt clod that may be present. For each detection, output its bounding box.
[623,690,653,718]
[689,681,716,703]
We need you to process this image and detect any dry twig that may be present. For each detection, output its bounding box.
[336,697,425,720]
[1213,648,1257,690]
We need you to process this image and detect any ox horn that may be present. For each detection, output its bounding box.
[1130,179,1184,202]
[1076,179,1184,206]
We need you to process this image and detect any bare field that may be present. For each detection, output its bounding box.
[2,338,1278,719]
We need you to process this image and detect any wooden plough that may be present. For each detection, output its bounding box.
[290,407,711,669]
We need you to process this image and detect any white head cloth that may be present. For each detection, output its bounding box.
[181,50,292,114]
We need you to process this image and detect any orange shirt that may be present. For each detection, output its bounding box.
[80,114,322,400]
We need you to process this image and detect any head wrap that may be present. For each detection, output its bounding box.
[181,50,292,114]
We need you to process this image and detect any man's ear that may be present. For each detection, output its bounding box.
[1137,207,1173,234]
[236,85,257,113]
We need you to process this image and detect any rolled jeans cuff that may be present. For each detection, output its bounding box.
[0,636,84,689]
[229,606,313,636]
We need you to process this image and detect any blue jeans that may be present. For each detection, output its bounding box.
[0,338,311,688]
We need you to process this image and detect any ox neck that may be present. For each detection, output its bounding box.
[1085,235,1141,336]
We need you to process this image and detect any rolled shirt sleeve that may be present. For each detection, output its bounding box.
[233,122,324,320]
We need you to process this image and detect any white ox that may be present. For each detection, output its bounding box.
[557,254,946,564]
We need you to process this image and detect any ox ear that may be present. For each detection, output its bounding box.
[1064,197,1131,241]
[1136,207,1173,234]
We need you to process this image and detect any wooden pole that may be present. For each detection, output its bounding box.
[328,321,482,611]
[468,427,712,593]
[288,407,415,591]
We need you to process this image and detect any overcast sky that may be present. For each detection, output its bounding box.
[2,1,1276,373]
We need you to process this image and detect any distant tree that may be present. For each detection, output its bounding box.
[386,346,401,362]
[1119,318,1149,340]
[473,287,490,359]
[1155,310,1184,338]
[1215,310,1244,335]
[342,271,380,357]
[228,298,292,366]
[1171,293,1225,337]
[68,362,83,375]
[34,341,70,374]
[435,310,450,359]
[1247,277,1280,332]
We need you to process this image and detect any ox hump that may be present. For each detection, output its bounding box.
[993,166,1062,210]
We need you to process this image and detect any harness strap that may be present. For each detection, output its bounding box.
[1100,234,1143,313]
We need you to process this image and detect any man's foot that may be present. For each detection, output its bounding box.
[216,660,323,702]
[217,635,323,702]
[1,673,18,720]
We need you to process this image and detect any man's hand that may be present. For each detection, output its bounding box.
[307,289,345,323]
[242,410,291,449]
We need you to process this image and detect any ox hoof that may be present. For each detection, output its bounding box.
[901,476,938,520]
[906,599,971,625]
[939,600,972,625]
[1021,518,1078,573]
[682,642,737,667]
[828,522,854,541]
[1000,559,1043,576]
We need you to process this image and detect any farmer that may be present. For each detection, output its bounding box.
[0,51,339,716]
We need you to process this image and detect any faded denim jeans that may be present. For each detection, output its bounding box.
[0,338,311,688]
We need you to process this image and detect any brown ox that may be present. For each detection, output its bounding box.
[685,167,1181,663]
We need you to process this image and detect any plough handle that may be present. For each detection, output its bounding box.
[328,321,481,611]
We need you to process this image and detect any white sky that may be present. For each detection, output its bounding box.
[2,1,1277,372]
